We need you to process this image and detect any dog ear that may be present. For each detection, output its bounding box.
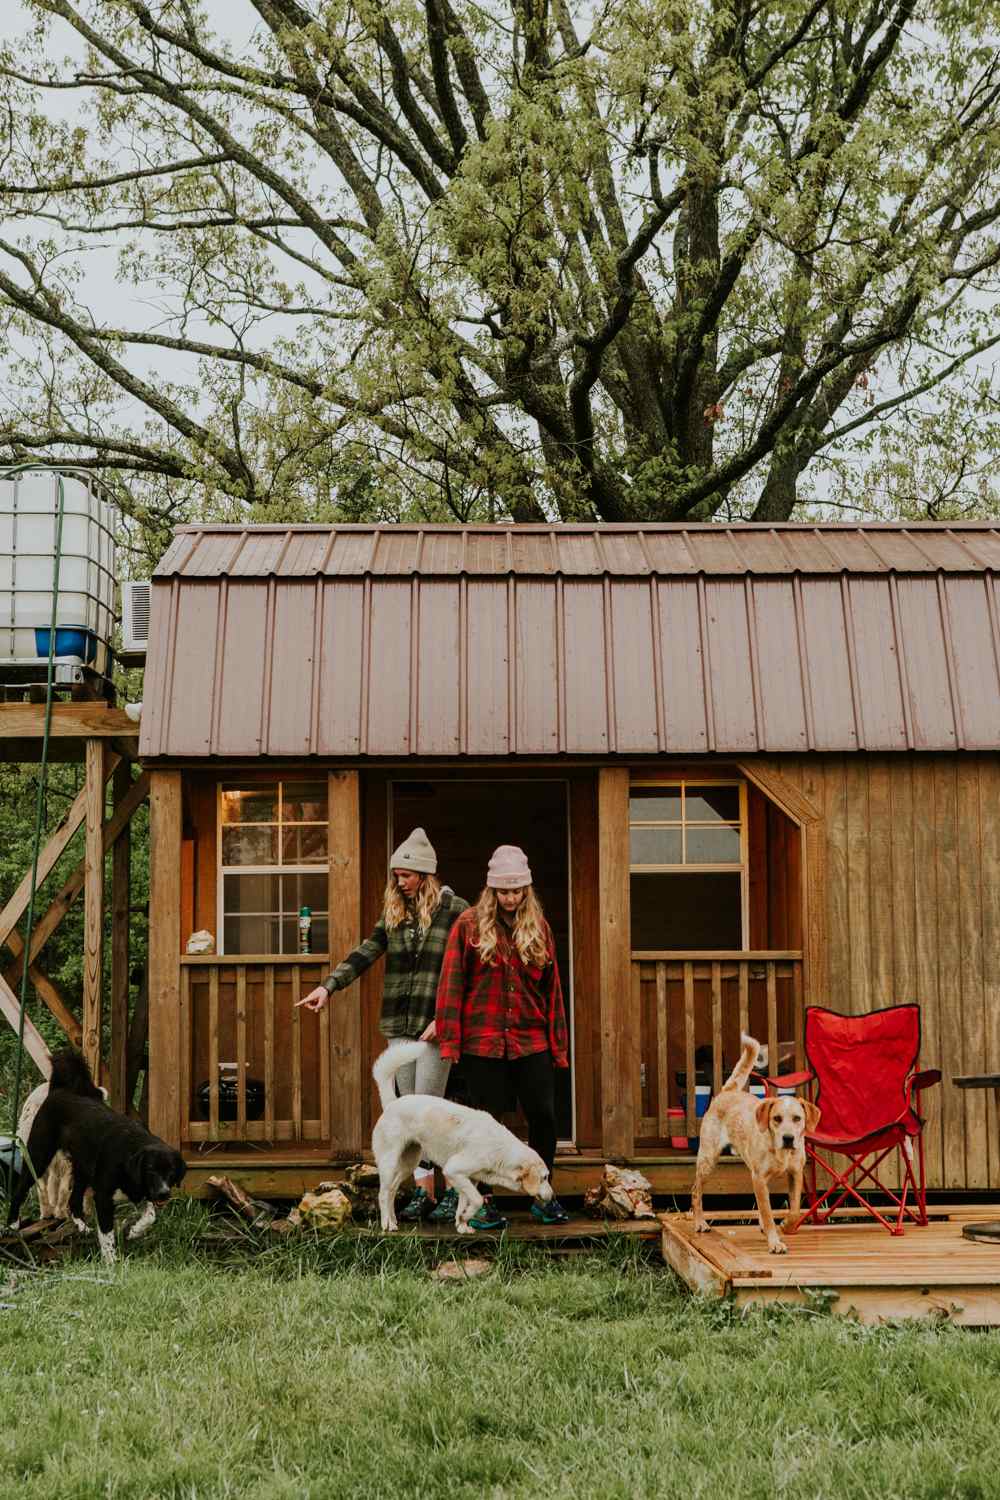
[803,1100,821,1134]
[755,1097,773,1133]
[122,1148,148,1196]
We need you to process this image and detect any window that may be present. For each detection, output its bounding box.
[219,782,329,954]
[629,781,746,951]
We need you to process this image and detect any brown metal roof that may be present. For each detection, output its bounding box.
[140,523,1000,758]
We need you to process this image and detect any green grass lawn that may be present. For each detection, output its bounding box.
[2,1203,1000,1500]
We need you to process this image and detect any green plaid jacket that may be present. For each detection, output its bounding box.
[323,886,469,1039]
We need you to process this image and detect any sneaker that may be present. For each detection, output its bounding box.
[428,1187,459,1224]
[398,1187,434,1222]
[531,1197,571,1225]
[469,1200,508,1232]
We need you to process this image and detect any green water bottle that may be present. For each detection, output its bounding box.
[298,906,312,955]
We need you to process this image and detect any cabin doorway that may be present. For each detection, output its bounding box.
[390,778,574,1141]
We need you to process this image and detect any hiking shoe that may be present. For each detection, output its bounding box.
[531,1197,571,1225]
[469,1201,508,1232]
[398,1187,434,1222]
[428,1187,459,1224]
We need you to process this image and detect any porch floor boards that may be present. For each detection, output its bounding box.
[661,1207,1000,1324]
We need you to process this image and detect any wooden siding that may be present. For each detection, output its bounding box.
[776,754,1000,1191]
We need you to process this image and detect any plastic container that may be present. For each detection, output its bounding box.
[680,1084,712,1150]
[298,905,312,955]
[0,469,116,677]
[667,1107,687,1149]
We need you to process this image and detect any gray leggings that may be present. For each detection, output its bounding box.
[384,1038,451,1099]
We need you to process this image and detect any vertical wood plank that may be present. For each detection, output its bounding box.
[110,759,131,1111]
[655,962,669,1138]
[912,757,943,1188]
[867,758,894,1008]
[291,965,303,1143]
[82,739,104,1081]
[632,963,643,1126]
[980,757,1000,1187]
[329,770,362,1154]
[570,774,602,1149]
[766,961,779,1082]
[793,962,805,1073]
[684,961,696,1138]
[179,966,191,1138]
[824,759,849,1010]
[934,758,965,1190]
[208,967,219,1139]
[738,960,750,1039]
[236,966,248,1138]
[320,1002,331,1143]
[957,759,987,1187]
[845,756,871,1015]
[264,966,275,1140]
[148,770,182,1147]
[598,768,633,1158]
[710,962,723,1095]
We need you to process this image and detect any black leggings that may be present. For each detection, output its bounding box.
[461,1051,557,1176]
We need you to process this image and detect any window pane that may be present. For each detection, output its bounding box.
[630,873,742,950]
[630,788,681,822]
[282,781,328,823]
[282,872,328,915]
[281,825,328,864]
[221,785,278,824]
[224,914,280,954]
[686,786,740,823]
[223,872,280,913]
[686,825,741,864]
[222,826,278,867]
[630,826,682,866]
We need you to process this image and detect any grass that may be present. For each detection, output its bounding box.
[2,1201,1000,1500]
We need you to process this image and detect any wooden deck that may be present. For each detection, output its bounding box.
[661,1207,1000,1324]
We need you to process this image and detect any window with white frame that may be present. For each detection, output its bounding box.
[219,782,329,955]
[629,781,746,951]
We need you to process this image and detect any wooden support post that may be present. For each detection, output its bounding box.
[110,759,131,1110]
[148,770,182,1147]
[82,739,105,1080]
[598,767,634,1159]
[329,770,362,1155]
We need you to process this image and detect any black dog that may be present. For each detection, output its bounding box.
[6,1048,186,1262]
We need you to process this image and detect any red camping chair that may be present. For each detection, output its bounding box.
[765,1004,940,1235]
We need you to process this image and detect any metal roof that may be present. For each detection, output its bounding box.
[140,523,1000,758]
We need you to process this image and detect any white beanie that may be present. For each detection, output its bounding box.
[389,827,437,875]
[486,844,532,889]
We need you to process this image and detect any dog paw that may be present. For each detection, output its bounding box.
[71,1216,91,1235]
[767,1237,788,1255]
[455,1223,474,1236]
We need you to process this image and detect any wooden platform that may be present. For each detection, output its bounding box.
[661,1207,1000,1324]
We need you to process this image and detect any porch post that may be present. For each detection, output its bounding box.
[329,770,363,1155]
[110,758,132,1110]
[148,769,182,1147]
[598,767,635,1159]
[82,738,105,1081]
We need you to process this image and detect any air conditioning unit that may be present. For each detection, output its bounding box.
[121,579,152,658]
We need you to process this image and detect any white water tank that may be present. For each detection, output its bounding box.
[0,468,116,681]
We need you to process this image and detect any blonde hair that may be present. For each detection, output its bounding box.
[472,886,549,968]
[383,873,443,933]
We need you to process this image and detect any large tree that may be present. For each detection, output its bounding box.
[1,0,999,527]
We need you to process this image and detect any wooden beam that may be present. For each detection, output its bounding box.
[0,750,119,950]
[110,759,131,1111]
[0,973,51,1080]
[148,770,182,1146]
[329,770,362,1155]
[0,702,138,739]
[4,770,150,972]
[1,937,82,1047]
[82,740,105,1080]
[598,767,634,1159]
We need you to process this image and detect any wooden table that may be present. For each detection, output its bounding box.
[953,1075,1000,1242]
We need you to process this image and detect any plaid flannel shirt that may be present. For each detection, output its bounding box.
[435,909,569,1067]
[323,886,468,1039]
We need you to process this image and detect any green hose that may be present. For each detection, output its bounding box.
[2,463,66,1145]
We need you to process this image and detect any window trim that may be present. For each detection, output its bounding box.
[217,780,330,956]
[629,777,748,950]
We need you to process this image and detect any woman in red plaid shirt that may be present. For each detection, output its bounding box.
[435,845,571,1230]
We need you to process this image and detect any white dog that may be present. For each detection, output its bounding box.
[372,1040,554,1234]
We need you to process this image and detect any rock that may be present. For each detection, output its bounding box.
[583,1164,655,1220]
[432,1256,492,1281]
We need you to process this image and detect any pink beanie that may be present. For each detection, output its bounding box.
[486,845,532,889]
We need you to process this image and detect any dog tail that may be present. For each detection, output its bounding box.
[48,1047,103,1098]
[720,1033,765,1094]
[372,1040,428,1110]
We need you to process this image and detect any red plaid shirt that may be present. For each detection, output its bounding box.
[435,909,569,1067]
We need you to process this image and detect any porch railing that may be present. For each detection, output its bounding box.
[180,955,331,1146]
[631,951,804,1143]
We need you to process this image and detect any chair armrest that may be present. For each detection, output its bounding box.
[764,1069,813,1091]
[910,1068,941,1093]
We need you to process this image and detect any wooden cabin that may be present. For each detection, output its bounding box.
[138,522,1000,1200]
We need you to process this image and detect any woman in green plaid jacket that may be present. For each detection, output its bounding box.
[298,827,468,1222]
